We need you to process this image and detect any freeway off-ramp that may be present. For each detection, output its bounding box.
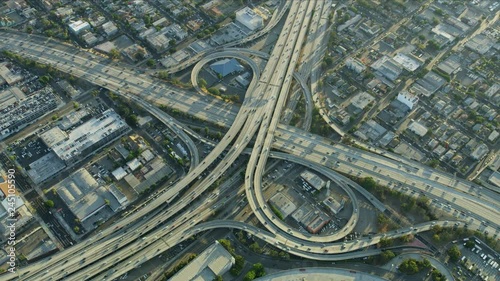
[0,0,498,279]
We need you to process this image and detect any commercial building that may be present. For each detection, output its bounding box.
[470,143,489,160]
[68,20,91,35]
[269,193,297,218]
[355,120,387,142]
[111,167,127,181]
[465,34,494,55]
[371,56,403,81]
[0,62,23,85]
[210,58,244,77]
[347,92,375,115]
[407,121,428,137]
[437,55,461,76]
[396,91,419,110]
[49,109,130,165]
[488,171,500,188]
[410,71,446,97]
[101,21,118,37]
[235,7,263,31]
[27,152,66,184]
[323,197,345,215]
[291,203,331,234]
[300,170,326,191]
[58,109,89,130]
[0,86,25,110]
[57,80,80,98]
[393,53,420,72]
[170,241,235,281]
[40,127,68,147]
[54,169,126,222]
[82,32,98,46]
[345,57,366,74]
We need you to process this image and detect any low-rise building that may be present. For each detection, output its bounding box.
[235,6,263,31]
[49,109,130,165]
[300,170,325,191]
[347,92,375,114]
[470,143,488,160]
[323,197,345,215]
[102,21,118,37]
[68,20,90,35]
[170,241,235,281]
[410,71,446,97]
[210,58,244,77]
[269,192,297,218]
[82,32,98,46]
[371,56,403,81]
[407,121,428,137]
[465,34,494,55]
[437,55,461,75]
[345,57,366,74]
[393,53,420,72]
[0,62,23,85]
[396,91,419,110]
[54,169,125,223]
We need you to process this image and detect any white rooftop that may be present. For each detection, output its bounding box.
[51,109,128,161]
[393,53,420,72]
[40,127,68,147]
[127,158,141,171]
[112,167,128,181]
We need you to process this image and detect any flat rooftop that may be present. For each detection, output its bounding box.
[170,241,235,281]
[300,170,326,191]
[51,109,128,161]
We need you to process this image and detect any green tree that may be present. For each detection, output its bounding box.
[381,250,396,263]
[146,59,156,67]
[324,56,334,66]
[212,275,223,281]
[399,258,420,274]
[208,87,220,96]
[360,177,377,190]
[249,242,262,254]
[109,48,120,59]
[126,114,138,127]
[199,78,208,89]
[447,245,461,262]
[73,226,80,233]
[252,263,265,277]
[45,200,55,208]
[379,238,393,248]
[243,270,256,281]
[39,75,51,84]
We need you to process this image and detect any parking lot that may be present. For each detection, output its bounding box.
[14,138,50,168]
[457,237,499,280]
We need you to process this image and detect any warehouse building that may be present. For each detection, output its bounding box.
[210,58,244,77]
[235,6,263,31]
[49,109,130,165]
[323,197,345,215]
[170,241,235,281]
[300,170,326,191]
[54,169,125,222]
[269,193,297,218]
[291,203,331,234]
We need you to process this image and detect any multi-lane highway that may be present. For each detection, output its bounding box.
[1,0,499,279]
